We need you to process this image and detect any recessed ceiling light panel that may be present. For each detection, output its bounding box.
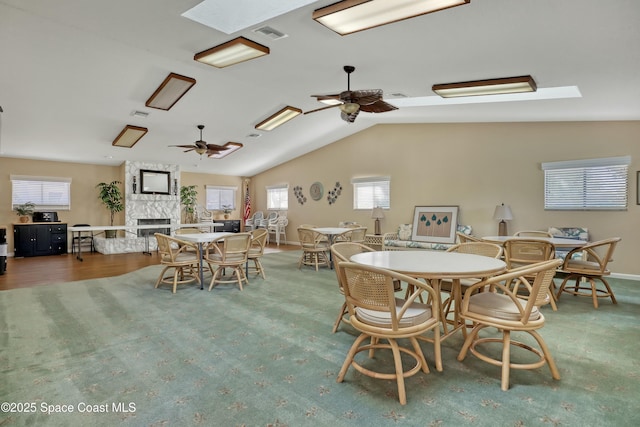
[194,37,269,68]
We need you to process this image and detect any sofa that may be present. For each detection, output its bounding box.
[382,224,473,251]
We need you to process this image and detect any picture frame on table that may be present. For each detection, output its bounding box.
[411,205,459,244]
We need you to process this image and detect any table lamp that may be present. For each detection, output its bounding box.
[493,203,513,236]
[371,207,384,235]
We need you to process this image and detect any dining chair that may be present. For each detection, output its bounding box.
[504,239,557,310]
[335,261,441,405]
[204,232,252,291]
[297,228,331,271]
[267,215,288,246]
[556,237,621,308]
[348,226,367,243]
[513,230,553,238]
[154,233,201,293]
[440,242,504,323]
[330,242,376,333]
[456,231,482,243]
[457,258,563,391]
[247,228,268,279]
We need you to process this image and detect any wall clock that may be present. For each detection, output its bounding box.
[310,182,323,201]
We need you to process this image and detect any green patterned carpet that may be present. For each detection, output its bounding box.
[1,251,639,426]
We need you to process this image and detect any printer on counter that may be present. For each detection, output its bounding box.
[33,211,59,222]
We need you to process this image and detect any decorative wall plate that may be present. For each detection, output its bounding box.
[310,182,323,201]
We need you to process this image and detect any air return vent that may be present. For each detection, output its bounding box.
[253,26,288,41]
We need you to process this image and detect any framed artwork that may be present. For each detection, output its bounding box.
[411,205,459,244]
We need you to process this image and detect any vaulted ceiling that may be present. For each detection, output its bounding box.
[1,0,639,176]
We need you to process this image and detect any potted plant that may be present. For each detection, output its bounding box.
[96,180,124,238]
[222,205,232,219]
[14,202,36,223]
[180,185,198,223]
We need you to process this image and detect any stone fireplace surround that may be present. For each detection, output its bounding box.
[93,161,181,254]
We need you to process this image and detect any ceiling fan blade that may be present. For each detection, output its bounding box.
[170,144,199,149]
[304,104,340,115]
[359,99,398,113]
[206,144,228,151]
[183,148,195,153]
[352,89,383,105]
[311,94,340,100]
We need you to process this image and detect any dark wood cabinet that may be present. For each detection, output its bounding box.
[13,223,67,257]
[218,220,240,233]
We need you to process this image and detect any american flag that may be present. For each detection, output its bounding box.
[243,180,251,222]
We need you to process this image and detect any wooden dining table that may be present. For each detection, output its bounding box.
[350,250,506,371]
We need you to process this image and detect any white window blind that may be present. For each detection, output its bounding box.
[266,184,288,210]
[542,156,630,210]
[11,175,72,210]
[351,176,390,210]
[205,185,237,210]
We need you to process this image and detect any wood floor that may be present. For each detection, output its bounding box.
[0,242,299,290]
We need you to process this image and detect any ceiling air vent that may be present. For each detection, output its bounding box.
[253,26,288,41]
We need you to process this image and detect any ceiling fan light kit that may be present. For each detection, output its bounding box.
[255,106,302,131]
[112,125,148,148]
[145,72,196,110]
[432,75,537,98]
[194,37,269,68]
[313,0,470,36]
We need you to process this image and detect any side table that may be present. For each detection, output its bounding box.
[364,234,383,251]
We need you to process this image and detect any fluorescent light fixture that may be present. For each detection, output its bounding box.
[318,97,343,106]
[112,125,148,148]
[313,0,470,35]
[255,106,302,131]
[145,73,196,110]
[388,86,581,108]
[209,142,243,159]
[433,75,537,98]
[194,37,269,68]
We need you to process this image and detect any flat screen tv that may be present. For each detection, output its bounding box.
[140,169,171,195]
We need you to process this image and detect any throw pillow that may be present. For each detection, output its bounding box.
[398,224,412,240]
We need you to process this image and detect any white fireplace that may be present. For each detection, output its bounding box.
[93,161,181,254]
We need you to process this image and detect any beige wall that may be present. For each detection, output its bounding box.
[0,158,243,252]
[251,121,640,276]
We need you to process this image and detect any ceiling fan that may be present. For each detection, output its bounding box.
[305,65,398,123]
[169,125,242,158]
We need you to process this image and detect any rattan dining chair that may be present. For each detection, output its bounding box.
[335,261,441,405]
[456,231,482,243]
[247,228,268,279]
[204,232,252,291]
[297,227,331,271]
[330,242,376,333]
[556,237,621,308]
[154,233,201,293]
[504,239,558,310]
[440,242,504,323]
[457,258,563,391]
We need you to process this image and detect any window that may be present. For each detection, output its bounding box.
[205,185,237,210]
[11,175,72,210]
[352,176,390,210]
[542,156,630,210]
[266,184,288,210]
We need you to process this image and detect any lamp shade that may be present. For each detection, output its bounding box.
[493,204,513,221]
[371,207,385,219]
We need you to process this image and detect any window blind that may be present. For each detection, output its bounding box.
[11,175,72,210]
[542,156,630,210]
[266,184,288,210]
[205,185,237,210]
[351,176,390,210]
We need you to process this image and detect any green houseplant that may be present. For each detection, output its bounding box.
[222,204,232,219]
[14,202,36,223]
[96,181,124,237]
[180,185,198,223]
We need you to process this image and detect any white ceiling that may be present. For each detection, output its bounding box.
[1,0,639,176]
